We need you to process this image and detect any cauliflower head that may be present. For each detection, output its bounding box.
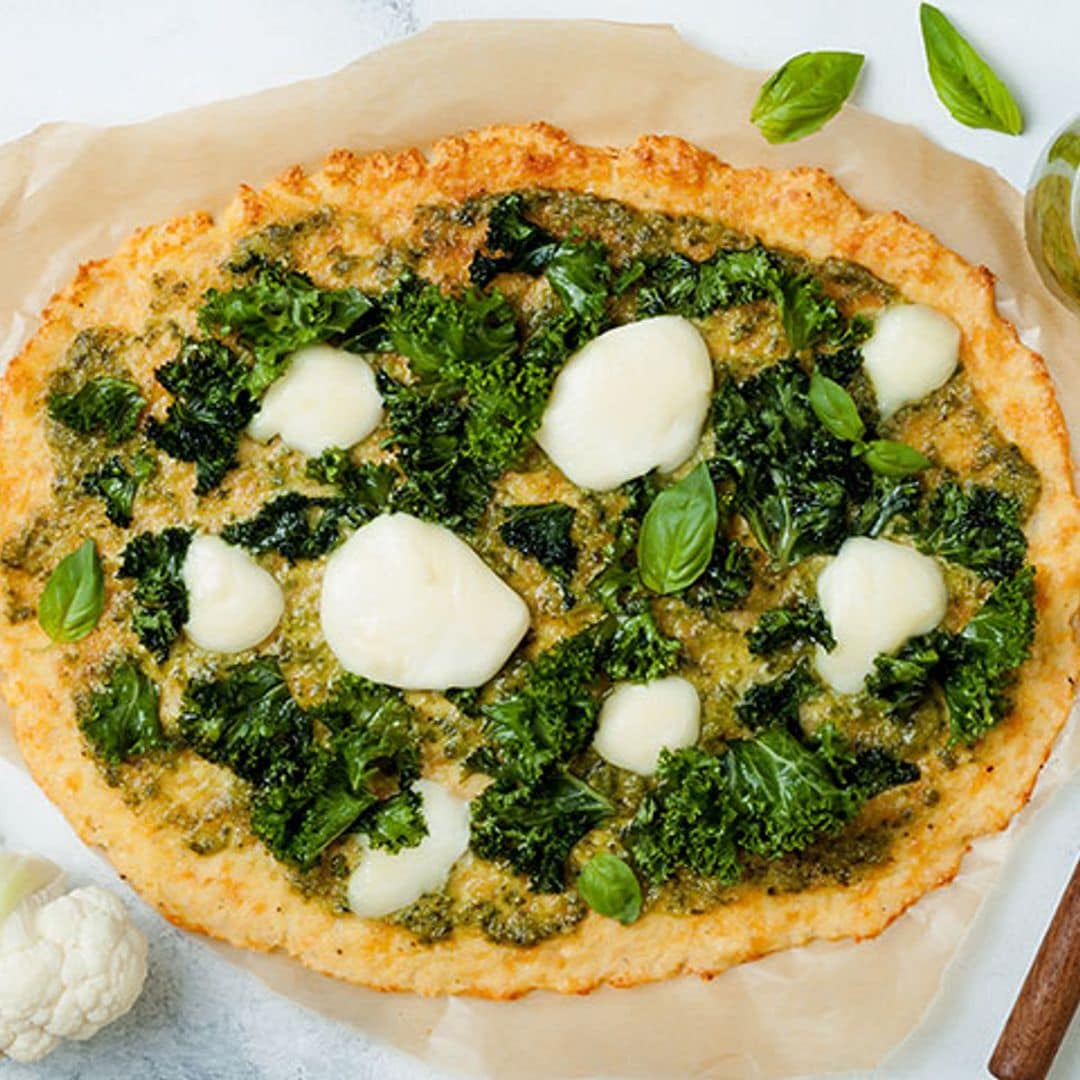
[0,863,148,1063]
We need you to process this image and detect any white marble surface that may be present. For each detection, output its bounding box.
[2,2,1079,1077]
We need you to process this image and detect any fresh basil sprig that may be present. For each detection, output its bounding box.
[919,4,1023,135]
[577,854,642,925]
[809,372,930,478]
[38,539,105,643]
[751,51,865,145]
[638,464,718,595]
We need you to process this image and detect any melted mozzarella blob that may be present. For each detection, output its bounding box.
[593,676,701,776]
[862,304,961,418]
[534,315,713,491]
[320,513,529,690]
[347,780,471,919]
[248,344,383,457]
[815,537,947,694]
[182,535,284,654]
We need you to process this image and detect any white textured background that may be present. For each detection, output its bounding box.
[1,2,1078,1078]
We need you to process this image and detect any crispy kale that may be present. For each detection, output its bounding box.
[866,568,1037,744]
[626,747,740,886]
[499,503,578,589]
[81,661,166,763]
[180,662,421,868]
[364,788,428,853]
[147,339,258,494]
[813,723,921,800]
[851,474,921,538]
[470,772,613,893]
[916,481,1028,581]
[118,527,193,661]
[81,451,156,527]
[681,535,754,612]
[198,258,375,393]
[735,659,819,732]
[600,604,681,683]
[468,193,560,285]
[711,363,860,568]
[746,601,835,656]
[47,375,146,444]
[221,458,395,561]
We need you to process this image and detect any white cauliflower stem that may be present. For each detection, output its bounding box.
[0,854,148,1063]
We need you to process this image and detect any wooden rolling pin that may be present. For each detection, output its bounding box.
[989,859,1080,1080]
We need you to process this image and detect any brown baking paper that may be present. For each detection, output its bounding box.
[1,20,1078,1079]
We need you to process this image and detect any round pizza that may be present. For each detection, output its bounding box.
[1,124,1077,997]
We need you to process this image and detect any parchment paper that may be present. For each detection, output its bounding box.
[1,20,1077,1079]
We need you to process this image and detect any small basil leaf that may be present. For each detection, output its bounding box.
[809,372,865,444]
[919,4,1023,135]
[861,440,931,477]
[38,539,105,643]
[82,662,165,763]
[638,464,718,595]
[577,854,642,925]
[751,51,865,145]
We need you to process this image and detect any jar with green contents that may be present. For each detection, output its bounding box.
[1026,117,1080,313]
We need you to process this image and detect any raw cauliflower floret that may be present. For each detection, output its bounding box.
[0,882,148,1062]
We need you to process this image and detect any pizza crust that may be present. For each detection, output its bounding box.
[1,123,1078,997]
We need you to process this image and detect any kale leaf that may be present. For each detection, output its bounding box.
[364,788,428,853]
[147,339,258,494]
[746,600,835,656]
[601,604,681,683]
[82,451,156,527]
[499,502,578,590]
[118,527,193,661]
[711,363,860,568]
[626,747,741,886]
[735,659,819,732]
[221,492,342,561]
[916,481,1028,581]
[199,258,375,393]
[47,376,146,444]
[866,632,945,721]
[812,722,921,800]
[681,535,754,612]
[470,772,613,893]
[468,193,560,285]
[81,661,166,763]
[851,473,921,538]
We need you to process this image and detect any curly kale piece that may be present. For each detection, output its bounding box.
[499,503,578,590]
[180,663,422,869]
[147,339,258,494]
[198,258,376,393]
[725,727,859,860]
[735,659,819,733]
[681,535,754,612]
[711,363,860,568]
[626,746,740,886]
[47,375,146,444]
[916,481,1028,581]
[118,527,193,661]
[81,661,166,763]
[364,788,428,854]
[746,601,835,656]
[468,193,560,285]
[601,604,681,683]
[812,722,921,800]
[866,632,945,721]
[470,772,612,893]
[851,473,921,538]
[943,567,1037,743]
[81,451,156,527]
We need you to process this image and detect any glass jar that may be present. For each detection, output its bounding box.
[1025,117,1080,314]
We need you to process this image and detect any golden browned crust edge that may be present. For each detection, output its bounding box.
[2,122,1078,998]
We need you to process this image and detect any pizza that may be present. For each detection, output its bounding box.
[1,123,1077,997]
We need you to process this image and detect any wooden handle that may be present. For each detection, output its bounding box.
[989,859,1080,1080]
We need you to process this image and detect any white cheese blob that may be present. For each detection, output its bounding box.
[815,537,948,695]
[248,344,383,457]
[347,780,471,919]
[534,315,713,491]
[320,513,529,690]
[593,676,701,776]
[862,304,961,418]
[181,535,284,654]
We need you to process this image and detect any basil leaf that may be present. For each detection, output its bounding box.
[82,662,165,763]
[577,854,642,925]
[38,539,105,643]
[751,51,865,145]
[861,440,931,477]
[919,4,1023,135]
[638,464,718,594]
[809,372,865,443]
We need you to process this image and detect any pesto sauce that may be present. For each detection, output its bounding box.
[32,188,1041,948]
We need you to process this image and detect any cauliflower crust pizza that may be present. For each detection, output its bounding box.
[1,124,1078,998]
